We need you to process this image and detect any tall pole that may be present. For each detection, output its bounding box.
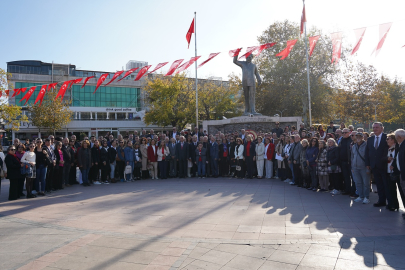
[194,12,198,129]
[303,0,312,127]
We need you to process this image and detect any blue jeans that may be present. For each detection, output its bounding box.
[210,158,218,176]
[198,161,206,177]
[289,162,295,182]
[309,166,318,188]
[36,164,47,192]
[352,168,370,199]
[81,168,90,184]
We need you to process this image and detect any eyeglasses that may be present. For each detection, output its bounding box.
[29,146,35,148]
[9,148,16,151]
[342,132,349,134]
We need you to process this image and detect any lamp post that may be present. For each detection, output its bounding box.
[374,103,379,122]
[276,109,287,117]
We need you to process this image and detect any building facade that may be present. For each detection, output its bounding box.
[7,60,159,140]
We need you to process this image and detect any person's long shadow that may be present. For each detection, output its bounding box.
[1,178,404,269]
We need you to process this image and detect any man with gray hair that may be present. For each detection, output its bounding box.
[365,122,391,208]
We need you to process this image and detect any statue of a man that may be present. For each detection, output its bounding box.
[233,53,262,116]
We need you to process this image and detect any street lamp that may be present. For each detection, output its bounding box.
[374,103,379,122]
[276,109,287,117]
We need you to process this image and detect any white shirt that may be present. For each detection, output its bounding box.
[172,132,177,139]
[21,151,36,165]
[388,147,395,173]
[264,143,270,160]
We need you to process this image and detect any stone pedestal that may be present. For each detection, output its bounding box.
[202,116,301,134]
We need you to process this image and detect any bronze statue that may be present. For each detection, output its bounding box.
[233,54,262,116]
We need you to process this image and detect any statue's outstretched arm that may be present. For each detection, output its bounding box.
[233,55,242,68]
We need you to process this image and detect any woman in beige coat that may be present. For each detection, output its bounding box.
[140,137,149,179]
[255,136,265,179]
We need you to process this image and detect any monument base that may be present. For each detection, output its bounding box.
[202,115,301,135]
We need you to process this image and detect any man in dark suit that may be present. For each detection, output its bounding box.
[176,136,189,178]
[209,136,219,177]
[365,122,390,207]
[62,138,74,187]
[168,138,177,177]
[189,135,198,177]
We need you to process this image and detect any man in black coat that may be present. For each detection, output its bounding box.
[365,122,390,207]
[176,136,189,178]
[339,128,355,196]
[189,136,198,177]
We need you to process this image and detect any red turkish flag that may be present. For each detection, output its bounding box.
[198,53,220,69]
[148,63,169,75]
[300,5,306,37]
[351,27,366,55]
[276,39,298,60]
[21,87,27,93]
[105,71,124,86]
[165,60,184,76]
[20,86,36,105]
[239,46,259,60]
[5,90,10,96]
[56,81,71,100]
[48,83,58,91]
[82,76,95,88]
[308,35,320,56]
[255,43,277,58]
[371,22,392,56]
[134,65,152,81]
[72,78,83,84]
[94,73,109,94]
[11,89,20,98]
[186,18,194,49]
[229,48,242,57]
[117,68,138,81]
[331,32,343,64]
[176,56,201,74]
[34,85,47,105]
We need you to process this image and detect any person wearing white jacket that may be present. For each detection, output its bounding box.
[20,144,36,198]
[255,137,265,179]
[234,138,245,178]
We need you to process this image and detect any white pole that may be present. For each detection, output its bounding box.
[194,12,198,129]
[303,0,312,127]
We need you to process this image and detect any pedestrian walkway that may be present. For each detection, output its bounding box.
[0,178,404,270]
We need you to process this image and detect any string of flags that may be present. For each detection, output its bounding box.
[1,4,403,106]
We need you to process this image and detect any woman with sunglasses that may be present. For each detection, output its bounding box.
[34,139,48,196]
[4,146,24,200]
[21,143,37,198]
[16,144,26,197]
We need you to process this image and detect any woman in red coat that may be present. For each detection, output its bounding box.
[147,139,158,179]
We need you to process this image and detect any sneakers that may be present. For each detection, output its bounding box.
[284,178,291,183]
[289,181,296,185]
[104,181,110,185]
[354,197,363,203]
[312,188,317,191]
[307,187,313,190]
[94,181,102,185]
[330,189,341,195]
[363,198,370,204]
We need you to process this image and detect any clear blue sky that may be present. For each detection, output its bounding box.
[1,0,405,81]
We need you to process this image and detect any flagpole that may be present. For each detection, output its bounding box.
[303,0,312,127]
[194,11,198,129]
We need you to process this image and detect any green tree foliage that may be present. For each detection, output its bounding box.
[0,68,28,131]
[254,20,338,124]
[28,87,72,135]
[143,74,241,128]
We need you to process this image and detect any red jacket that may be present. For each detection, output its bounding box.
[265,143,275,160]
[147,145,158,162]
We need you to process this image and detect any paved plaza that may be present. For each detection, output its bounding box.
[0,177,404,270]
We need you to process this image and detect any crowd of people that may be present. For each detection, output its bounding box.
[1,122,404,218]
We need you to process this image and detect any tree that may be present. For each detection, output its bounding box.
[253,20,338,124]
[197,77,242,121]
[0,68,28,131]
[28,87,72,135]
[144,74,241,128]
[143,74,195,129]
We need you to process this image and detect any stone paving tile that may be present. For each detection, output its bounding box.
[1,178,404,270]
